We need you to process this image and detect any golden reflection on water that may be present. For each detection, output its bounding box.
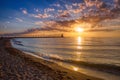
[77,37,82,45]
[76,53,81,61]
[73,66,79,71]
[76,52,81,54]
[77,37,83,49]
[57,62,79,72]
[76,37,83,61]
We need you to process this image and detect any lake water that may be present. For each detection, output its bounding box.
[11,37,120,80]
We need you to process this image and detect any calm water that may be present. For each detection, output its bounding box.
[11,37,120,80]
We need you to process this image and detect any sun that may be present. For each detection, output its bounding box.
[75,27,84,32]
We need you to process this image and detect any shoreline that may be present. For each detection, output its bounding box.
[0,38,103,80]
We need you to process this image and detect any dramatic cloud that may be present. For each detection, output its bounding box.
[22,9,28,14]
[34,8,39,12]
[52,4,61,7]
[16,18,23,22]
[58,11,71,18]
[31,13,51,19]
[114,0,120,8]
[35,21,43,25]
[28,0,120,22]
[44,8,55,13]
[2,0,120,35]
[31,0,120,32]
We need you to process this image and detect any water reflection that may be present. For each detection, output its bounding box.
[76,52,81,54]
[55,61,79,72]
[77,37,83,49]
[73,66,79,71]
[77,46,82,49]
[76,37,83,61]
[77,37,82,45]
[76,52,81,61]
[13,38,120,80]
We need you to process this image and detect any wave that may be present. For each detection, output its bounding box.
[14,45,120,76]
[11,38,120,76]
[47,57,120,76]
[12,44,120,76]
[14,45,120,52]
[12,39,24,46]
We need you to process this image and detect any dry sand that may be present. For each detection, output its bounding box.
[0,38,103,80]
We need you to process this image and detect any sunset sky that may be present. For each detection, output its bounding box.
[0,0,120,37]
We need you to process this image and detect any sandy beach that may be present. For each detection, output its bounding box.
[0,38,103,80]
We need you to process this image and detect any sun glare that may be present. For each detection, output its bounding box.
[75,27,84,32]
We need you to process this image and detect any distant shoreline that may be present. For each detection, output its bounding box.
[0,38,102,80]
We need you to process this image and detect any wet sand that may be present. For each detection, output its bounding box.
[0,38,103,80]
